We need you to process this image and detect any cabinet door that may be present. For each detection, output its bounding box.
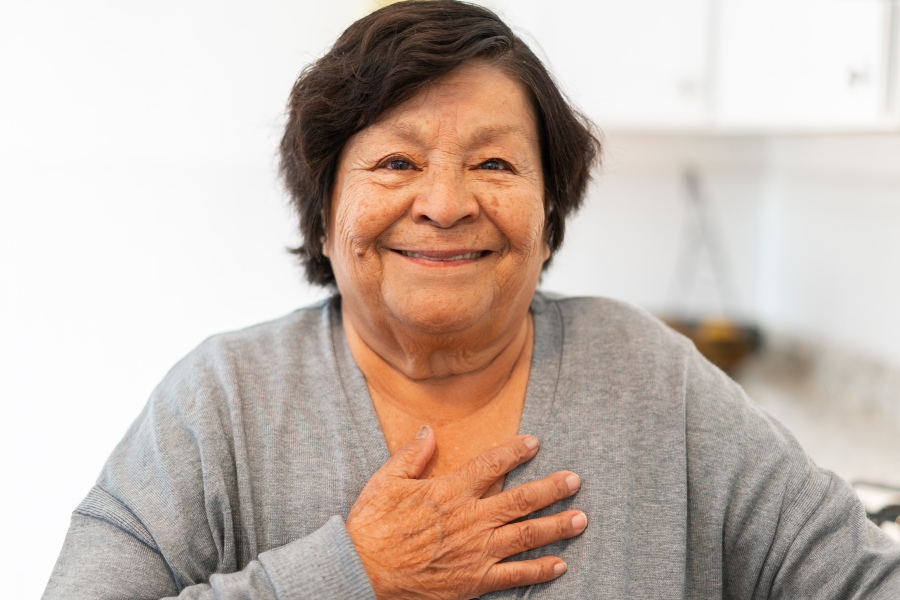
[498,0,711,130]
[714,0,897,131]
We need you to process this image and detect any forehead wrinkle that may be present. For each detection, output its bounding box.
[363,84,537,156]
[464,124,536,151]
[429,99,537,153]
[364,120,430,151]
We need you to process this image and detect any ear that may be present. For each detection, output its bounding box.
[320,203,331,257]
[542,202,553,261]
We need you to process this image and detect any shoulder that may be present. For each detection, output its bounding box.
[186,297,335,370]
[115,297,344,447]
[157,297,337,400]
[91,298,343,555]
[534,292,689,343]
[532,292,695,378]
[535,293,796,436]
[532,291,793,460]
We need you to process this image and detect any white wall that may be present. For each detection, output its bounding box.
[756,135,900,365]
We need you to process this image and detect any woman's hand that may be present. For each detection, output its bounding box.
[346,426,585,600]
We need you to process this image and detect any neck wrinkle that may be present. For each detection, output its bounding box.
[343,304,534,421]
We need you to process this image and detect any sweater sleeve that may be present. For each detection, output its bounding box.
[683,347,900,599]
[43,512,374,599]
[42,331,377,600]
[768,470,900,599]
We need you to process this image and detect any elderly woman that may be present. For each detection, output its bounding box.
[45,2,899,599]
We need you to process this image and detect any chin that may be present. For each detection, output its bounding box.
[381,284,496,336]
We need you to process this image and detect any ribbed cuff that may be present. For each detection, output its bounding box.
[258,515,376,599]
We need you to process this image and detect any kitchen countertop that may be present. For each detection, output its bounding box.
[736,357,900,488]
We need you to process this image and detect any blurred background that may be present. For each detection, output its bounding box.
[3,0,900,595]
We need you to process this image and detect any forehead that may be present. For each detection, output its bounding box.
[356,61,539,149]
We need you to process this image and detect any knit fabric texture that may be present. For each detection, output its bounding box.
[43,293,900,599]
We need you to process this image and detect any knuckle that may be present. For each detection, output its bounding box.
[483,558,559,594]
[510,562,530,581]
[528,560,555,584]
[554,472,574,496]
[512,438,530,460]
[534,560,551,580]
[519,520,542,548]
[473,450,506,476]
[557,514,572,537]
[428,483,455,506]
[507,486,539,513]
[541,560,562,581]
[501,562,527,587]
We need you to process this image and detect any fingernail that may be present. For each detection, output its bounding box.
[523,435,539,451]
[416,425,429,439]
[565,473,580,493]
[553,561,567,576]
[571,512,587,533]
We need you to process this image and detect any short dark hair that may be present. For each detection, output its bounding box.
[280,0,601,286]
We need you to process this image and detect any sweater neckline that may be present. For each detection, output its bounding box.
[328,292,565,488]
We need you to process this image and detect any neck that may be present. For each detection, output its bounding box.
[341,300,533,425]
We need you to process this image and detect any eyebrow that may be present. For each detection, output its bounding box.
[469,125,534,147]
[387,122,534,149]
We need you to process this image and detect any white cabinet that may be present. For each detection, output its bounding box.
[714,0,899,131]
[497,0,900,132]
[499,0,712,130]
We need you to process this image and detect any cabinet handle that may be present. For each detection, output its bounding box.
[848,68,870,86]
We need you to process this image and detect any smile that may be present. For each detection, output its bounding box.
[397,250,487,261]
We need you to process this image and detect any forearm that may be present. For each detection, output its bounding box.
[43,514,375,600]
[768,472,900,600]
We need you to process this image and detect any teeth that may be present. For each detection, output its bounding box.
[400,251,482,261]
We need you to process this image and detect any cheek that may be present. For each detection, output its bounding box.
[333,184,397,249]
[490,193,547,254]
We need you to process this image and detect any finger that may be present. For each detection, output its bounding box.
[479,556,567,595]
[377,425,436,480]
[483,471,581,523]
[489,510,587,558]
[453,434,540,496]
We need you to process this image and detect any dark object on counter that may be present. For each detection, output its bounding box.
[869,505,900,526]
[852,482,900,527]
[662,316,762,374]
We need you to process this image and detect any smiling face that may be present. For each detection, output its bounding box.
[325,61,548,349]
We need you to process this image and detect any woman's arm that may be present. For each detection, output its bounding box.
[766,470,900,599]
[43,430,582,600]
[682,347,900,598]
[43,513,372,599]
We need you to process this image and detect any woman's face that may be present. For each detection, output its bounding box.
[325,61,548,339]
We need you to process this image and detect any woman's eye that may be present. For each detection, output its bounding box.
[479,160,508,171]
[386,159,413,170]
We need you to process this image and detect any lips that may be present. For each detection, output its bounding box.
[399,250,485,261]
[393,249,488,262]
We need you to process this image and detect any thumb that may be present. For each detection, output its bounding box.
[380,425,436,480]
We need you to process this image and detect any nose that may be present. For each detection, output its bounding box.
[410,168,479,228]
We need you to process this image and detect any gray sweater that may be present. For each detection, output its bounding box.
[43,293,900,599]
